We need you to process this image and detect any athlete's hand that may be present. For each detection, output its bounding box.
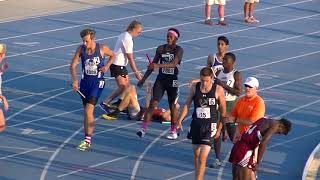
[137,79,145,88]
[135,71,142,81]
[214,130,221,139]
[99,65,109,73]
[72,80,79,91]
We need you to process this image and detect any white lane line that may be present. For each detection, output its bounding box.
[302,143,320,180]
[130,115,192,180]
[6,89,72,121]
[217,151,231,180]
[40,127,83,180]
[136,14,320,53]
[40,117,138,180]
[8,108,82,128]
[0,4,202,41]
[163,138,188,147]
[13,42,40,46]
[261,73,320,91]
[229,34,320,46]
[3,64,69,83]
[4,0,313,60]
[57,155,128,178]
[0,145,54,153]
[8,87,65,102]
[289,119,319,128]
[5,30,320,87]
[94,122,139,136]
[9,93,145,128]
[4,14,318,85]
[130,130,169,180]
[268,129,320,150]
[166,171,194,180]
[0,0,143,24]
[275,99,320,118]
[0,146,47,160]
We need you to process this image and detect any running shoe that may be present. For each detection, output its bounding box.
[101,113,118,121]
[217,20,227,26]
[204,19,213,26]
[137,129,146,138]
[209,158,222,168]
[166,131,178,140]
[99,102,112,113]
[77,140,91,151]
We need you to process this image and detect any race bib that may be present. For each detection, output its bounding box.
[162,68,174,75]
[211,123,217,137]
[196,107,211,119]
[172,80,178,87]
[85,64,98,76]
[98,80,105,88]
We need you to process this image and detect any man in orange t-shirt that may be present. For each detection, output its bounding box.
[228,76,265,180]
[230,77,265,135]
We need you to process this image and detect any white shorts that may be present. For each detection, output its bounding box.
[245,0,259,3]
[205,0,226,6]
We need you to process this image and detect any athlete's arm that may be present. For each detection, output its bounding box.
[215,85,227,139]
[155,47,183,69]
[127,53,142,80]
[176,84,195,129]
[207,54,214,67]
[188,78,201,88]
[70,46,81,91]
[99,44,115,73]
[254,121,278,171]
[215,71,242,96]
[137,47,161,87]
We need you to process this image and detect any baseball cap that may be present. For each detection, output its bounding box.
[244,77,259,89]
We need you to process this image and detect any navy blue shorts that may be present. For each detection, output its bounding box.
[152,76,179,105]
[190,119,217,146]
[80,79,105,105]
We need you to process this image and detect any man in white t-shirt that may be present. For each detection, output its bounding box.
[204,0,227,26]
[244,0,260,23]
[100,20,143,112]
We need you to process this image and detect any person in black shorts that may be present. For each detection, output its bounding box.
[136,28,183,140]
[99,21,142,112]
[176,67,226,180]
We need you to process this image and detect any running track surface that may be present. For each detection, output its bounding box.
[0,0,319,179]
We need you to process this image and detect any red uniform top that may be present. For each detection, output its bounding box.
[229,118,265,168]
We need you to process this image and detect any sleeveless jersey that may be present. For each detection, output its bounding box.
[80,43,105,80]
[217,68,237,101]
[211,53,224,73]
[158,44,181,78]
[192,82,219,122]
[241,118,265,149]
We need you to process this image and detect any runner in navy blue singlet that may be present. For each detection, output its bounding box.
[70,29,115,151]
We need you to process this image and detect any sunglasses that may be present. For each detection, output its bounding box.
[244,84,253,88]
